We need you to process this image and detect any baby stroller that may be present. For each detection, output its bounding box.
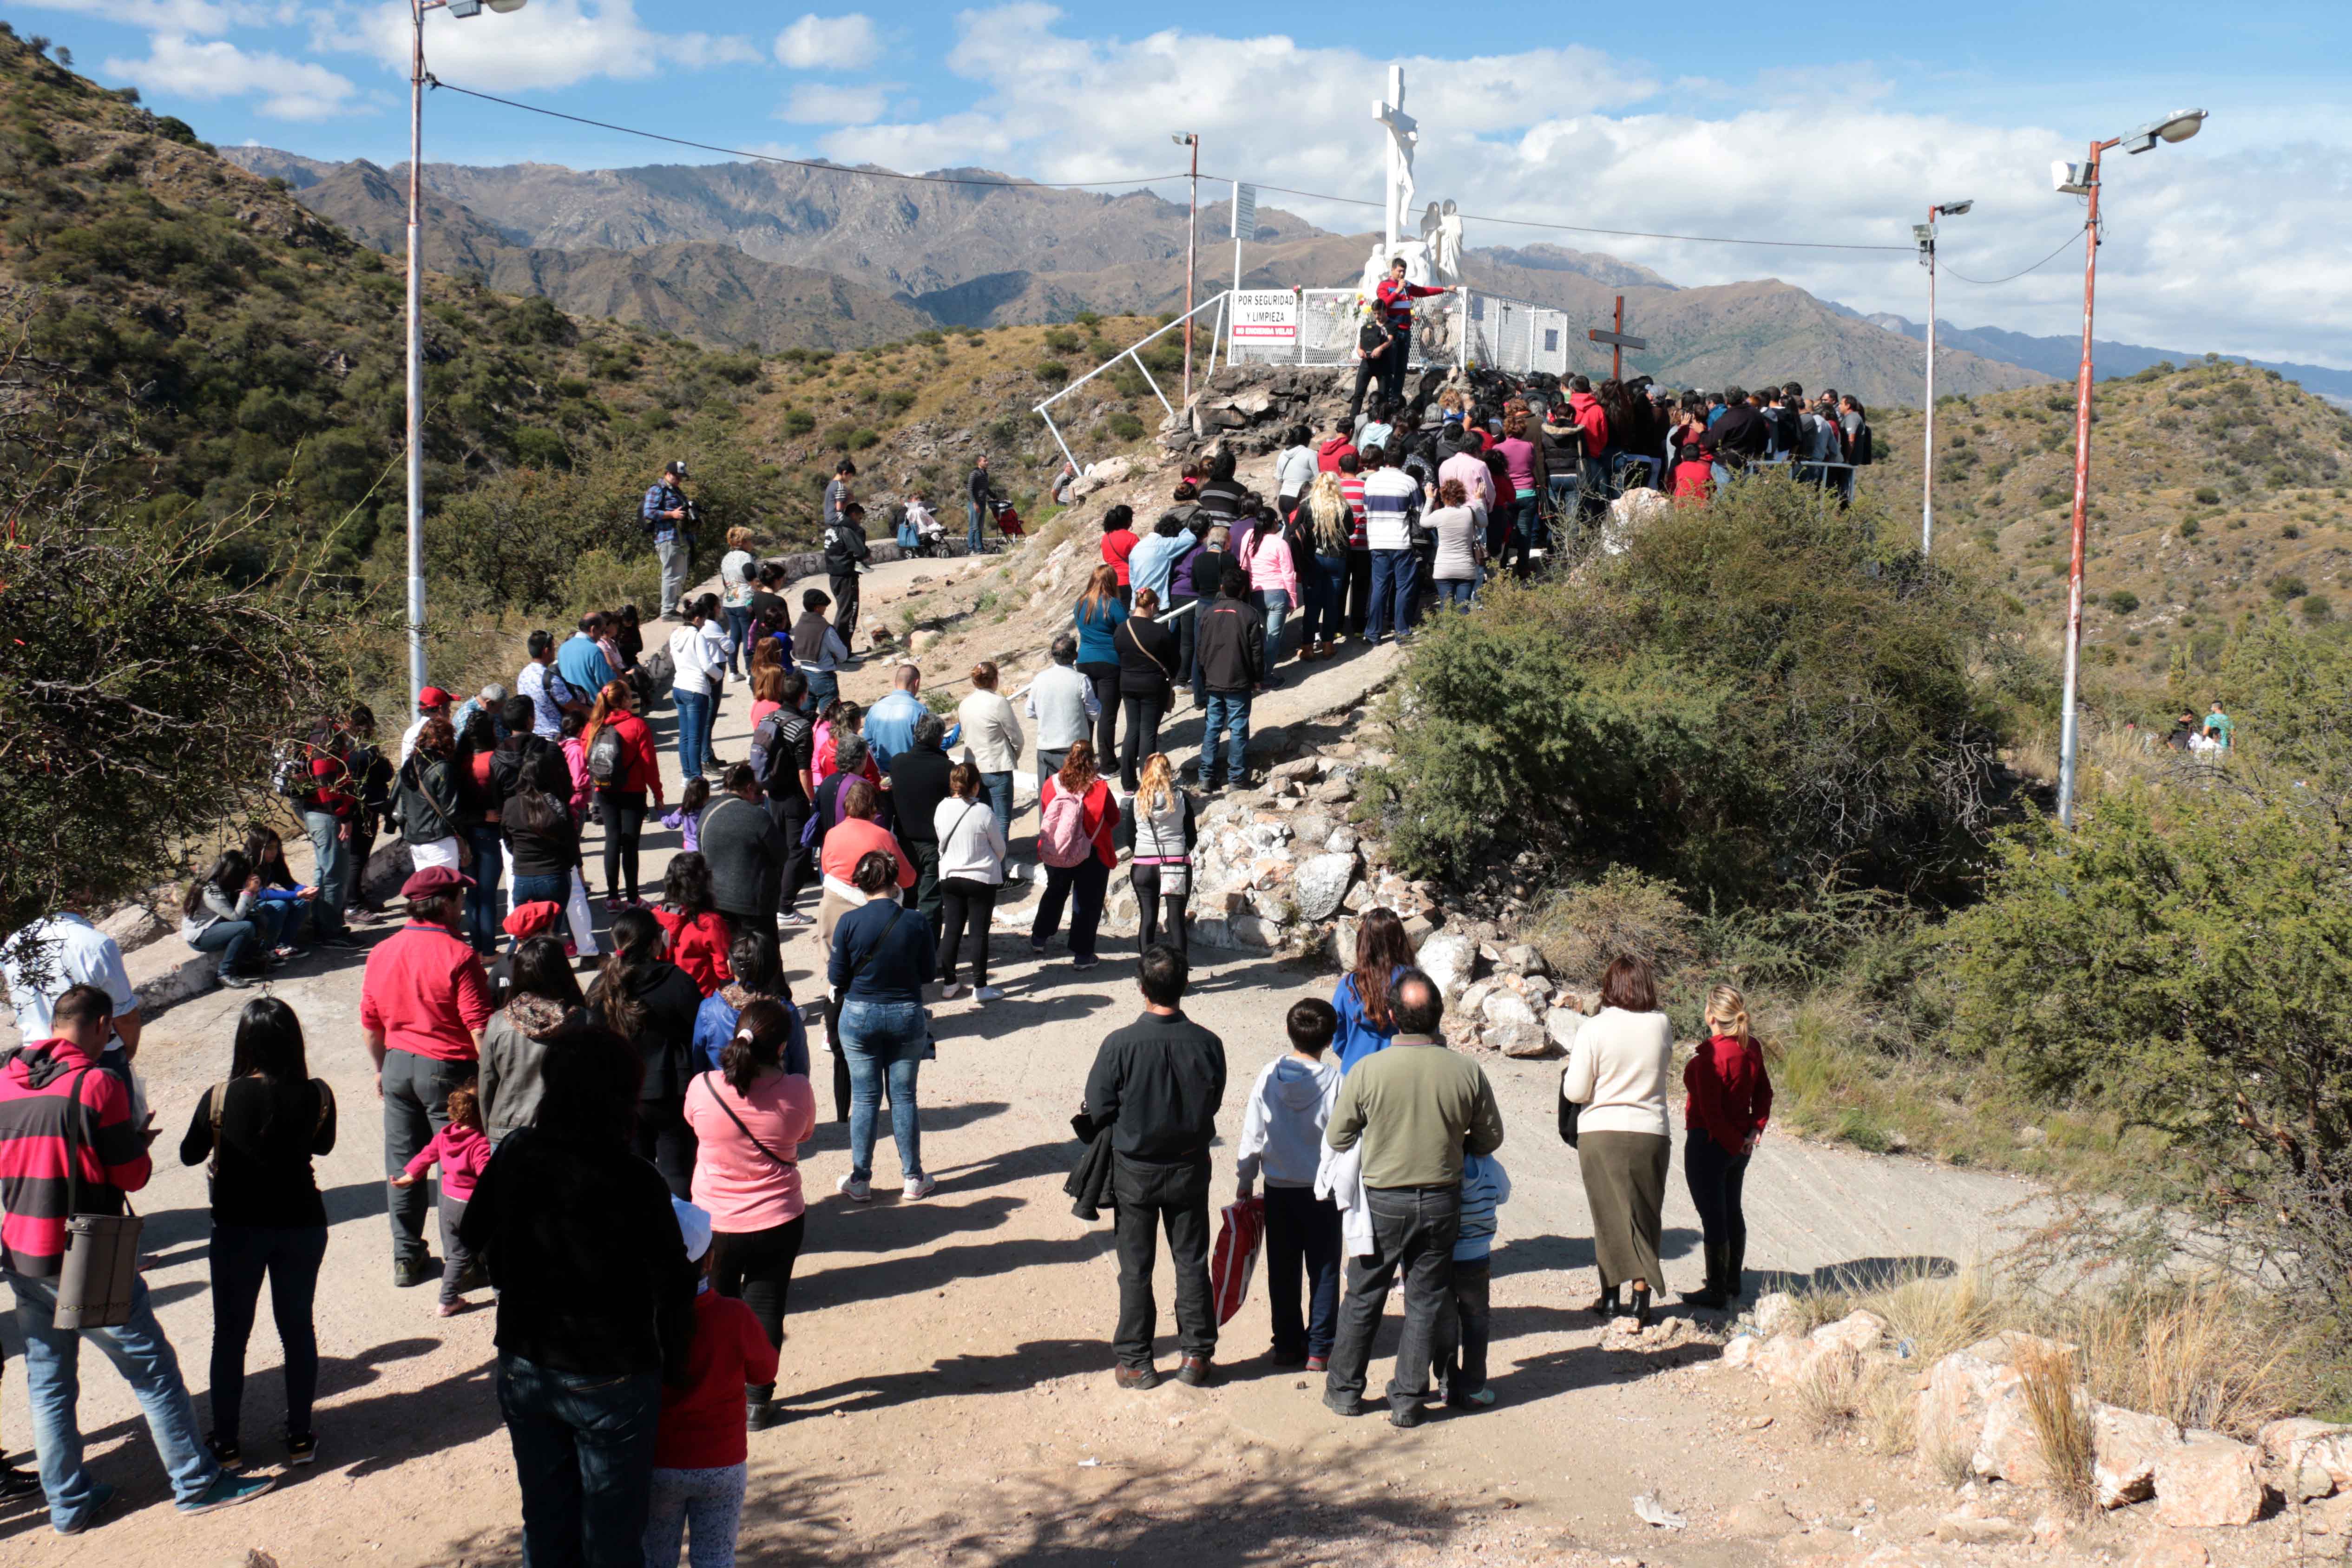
[992,496,1026,539]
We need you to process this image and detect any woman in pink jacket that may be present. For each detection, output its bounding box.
[1242,502,1302,684]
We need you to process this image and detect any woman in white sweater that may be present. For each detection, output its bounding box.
[954,660,1025,850]
[933,761,1009,1002]
[1563,955,1675,1325]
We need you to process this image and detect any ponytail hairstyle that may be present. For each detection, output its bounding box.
[726,929,790,1004]
[591,907,662,1038]
[1705,983,1752,1047]
[721,998,793,1096]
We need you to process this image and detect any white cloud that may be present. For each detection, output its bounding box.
[10,0,237,36]
[778,83,890,126]
[317,0,756,92]
[774,13,880,71]
[105,33,357,119]
[804,7,2352,368]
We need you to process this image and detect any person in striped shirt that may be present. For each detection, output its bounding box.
[1336,451,1370,640]
[1359,445,1426,646]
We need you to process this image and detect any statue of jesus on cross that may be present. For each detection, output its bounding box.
[1374,64,1418,258]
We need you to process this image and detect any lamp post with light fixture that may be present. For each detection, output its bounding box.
[405,0,527,715]
[1171,132,1198,405]
[2051,108,2207,828]
[1916,198,1971,557]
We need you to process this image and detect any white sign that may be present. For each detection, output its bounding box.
[1229,289,1297,342]
[1232,183,1257,244]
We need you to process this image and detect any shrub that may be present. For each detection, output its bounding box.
[1374,474,2005,901]
[2271,574,2309,600]
[2304,594,2333,622]
[1034,360,1070,385]
[1105,411,1145,442]
[783,408,815,437]
[1041,328,1083,355]
[1526,868,1699,985]
[2176,516,2200,539]
[2104,589,2139,614]
[2194,486,2221,505]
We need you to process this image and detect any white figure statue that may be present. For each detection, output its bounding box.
[1373,64,1418,255]
[1434,198,1466,285]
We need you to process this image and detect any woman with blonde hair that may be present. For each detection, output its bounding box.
[1563,955,1675,1325]
[1073,563,1128,767]
[1029,740,1118,970]
[1297,471,1353,660]
[1119,752,1195,957]
[1682,984,1773,1309]
[719,524,759,680]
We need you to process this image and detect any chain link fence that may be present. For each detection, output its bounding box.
[1225,286,1571,376]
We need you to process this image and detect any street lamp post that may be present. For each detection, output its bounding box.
[1917,198,1971,557]
[1171,133,1198,406]
[407,0,526,717]
[2052,108,2206,828]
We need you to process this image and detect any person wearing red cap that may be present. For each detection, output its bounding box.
[400,688,453,768]
[361,865,493,1289]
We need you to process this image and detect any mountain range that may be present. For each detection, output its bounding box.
[1858,313,2352,405]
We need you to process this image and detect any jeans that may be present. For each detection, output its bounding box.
[1034,748,1069,793]
[1031,854,1109,959]
[633,1096,696,1200]
[721,607,752,676]
[966,499,985,554]
[1430,1255,1493,1399]
[1304,553,1347,647]
[840,999,927,1182]
[383,1048,475,1268]
[1080,663,1120,765]
[1130,863,1188,959]
[1110,1154,1215,1368]
[466,825,505,952]
[1367,549,1418,643]
[1256,590,1293,667]
[1344,550,1372,637]
[979,772,1014,845]
[1433,577,1476,613]
[598,790,647,903]
[303,808,351,937]
[1684,1133,1753,1298]
[644,1461,748,1568]
[936,877,998,985]
[710,1215,805,1355]
[1117,694,1166,791]
[1325,1183,1461,1414]
[657,538,690,617]
[207,1222,328,1447]
[1263,1184,1342,1361]
[512,870,567,920]
[1202,692,1250,787]
[192,917,259,978]
[496,1354,664,1568]
[674,689,715,779]
[803,667,840,714]
[6,1269,218,1530]
[1348,354,1379,422]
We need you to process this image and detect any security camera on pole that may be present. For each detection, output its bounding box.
[406,0,528,717]
[2050,108,2207,829]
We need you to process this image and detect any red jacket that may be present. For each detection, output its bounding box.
[1101,529,1138,586]
[1568,392,1610,457]
[0,1040,151,1278]
[593,711,664,802]
[1316,435,1358,473]
[654,907,734,997]
[654,1289,779,1470]
[1671,457,1713,502]
[1684,1032,1773,1154]
[1041,775,1118,868]
[360,919,492,1063]
[1376,278,1443,333]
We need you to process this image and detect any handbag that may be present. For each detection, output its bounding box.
[53,1068,144,1329]
[1557,1066,1582,1148]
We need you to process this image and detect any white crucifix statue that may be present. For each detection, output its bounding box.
[1375,64,1418,255]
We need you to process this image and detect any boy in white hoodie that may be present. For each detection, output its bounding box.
[1237,998,1345,1369]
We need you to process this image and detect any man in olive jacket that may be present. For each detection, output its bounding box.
[1322,968,1504,1427]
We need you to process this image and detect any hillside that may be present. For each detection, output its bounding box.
[1857,359,2352,696]
[1861,311,2352,404]
[225,144,2041,407]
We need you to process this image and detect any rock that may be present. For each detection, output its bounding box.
[97,902,169,954]
[2153,1434,2266,1528]
[1327,826,1359,855]
[1192,917,1234,950]
[1415,931,1478,1002]
[1398,912,1436,946]
[1811,1311,1888,1356]
[1750,1291,1801,1338]
[1293,853,1357,922]
[1753,1331,1856,1391]
[1328,920,1359,971]
[2306,1494,2352,1535]
[1720,1499,1792,1537]
[1545,1007,1586,1053]
[1310,776,1354,806]
[1721,1333,1762,1371]
[1288,812,1332,848]
[1913,1332,2082,1487]
[1933,1511,2025,1545]
[1489,1019,1552,1058]
[1229,913,1279,951]
[1270,757,1321,782]
[2123,1537,2210,1568]
[1070,454,1134,498]
[2094,1403,2184,1508]
[1499,942,1547,977]
[2290,1465,2337,1503]
[907,628,942,654]
[1478,988,1537,1030]
[2260,1418,2352,1493]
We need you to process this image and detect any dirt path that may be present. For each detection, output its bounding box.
[5,533,2039,1567]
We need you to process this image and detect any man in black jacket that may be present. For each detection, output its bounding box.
[490,695,581,935]
[1709,386,1770,472]
[758,670,818,927]
[885,711,954,941]
[1192,562,1265,792]
[823,501,871,650]
[966,456,999,556]
[1082,945,1227,1390]
[697,764,786,939]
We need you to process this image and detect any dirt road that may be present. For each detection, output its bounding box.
[3,539,2036,1567]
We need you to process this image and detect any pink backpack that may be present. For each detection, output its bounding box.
[1037,780,1097,868]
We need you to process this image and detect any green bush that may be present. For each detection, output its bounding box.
[2304,594,2333,622]
[2272,575,2309,600]
[2106,589,2140,615]
[783,408,816,437]
[1041,328,1083,355]
[2194,486,2221,505]
[1527,868,1699,985]
[1034,360,1070,385]
[1373,474,2005,901]
[2178,517,2202,539]
[1105,411,1145,442]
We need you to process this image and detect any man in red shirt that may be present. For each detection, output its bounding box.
[1373,258,1452,410]
[361,866,493,1287]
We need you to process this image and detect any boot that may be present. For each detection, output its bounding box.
[1631,1285,1655,1328]
[1725,1237,1748,1305]
[1681,1239,1730,1310]
[1589,1278,1622,1318]
[746,1384,782,1431]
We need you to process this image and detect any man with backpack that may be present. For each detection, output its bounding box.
[642,459,695,621]
[824,501,872,652]
[490,695,580,932]
[751,669,818,927]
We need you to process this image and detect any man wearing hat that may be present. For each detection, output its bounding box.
[400,686,453,767]
[644,459,695,620]
[361,866,493,1288]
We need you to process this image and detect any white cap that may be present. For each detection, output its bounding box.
[670,1196,713,1263]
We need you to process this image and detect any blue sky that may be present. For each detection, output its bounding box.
[15,1,2352,365]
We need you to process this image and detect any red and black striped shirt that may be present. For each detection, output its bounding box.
[0,1040,151,1278]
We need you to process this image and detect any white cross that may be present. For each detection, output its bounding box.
[1372,64,1418,250]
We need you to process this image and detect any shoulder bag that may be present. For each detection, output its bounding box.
[53,1068,144,1329]
[697,1071,798,1170]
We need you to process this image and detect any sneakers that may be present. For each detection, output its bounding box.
[393,1255,439,1289]
[939,983,968,1001]
[1114,1365,1160,1391]
[974,985,1005,1003]
[1448,1388,1498,1409]
[1321,1391,1368,1418]
[204,1434,242,1468]
[285,1432,318,1467]
[902,1173,937,1200]
[1,1460,41,1499]
[179,1471,276,1515]
[53,1481,114,1535]
[218,972,258,990]
[1029,940,1048,956]
[1071,955,1101,972]
[780,911,815,928]
[1304,1354,1327,1374]
[836,1173,872,1203]
[1388,1403,1423,1430]
[1176,1356,1215,1387]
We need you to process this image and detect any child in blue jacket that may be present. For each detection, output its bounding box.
[1432,1150,1511,1406]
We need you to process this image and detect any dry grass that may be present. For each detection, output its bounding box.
[1862,1370,1918,1457]
[2017,1341,2096,1515]
[1794,1353,1866,1437]
[2047,1280,2300,1438]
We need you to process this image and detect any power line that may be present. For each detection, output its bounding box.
[428,79,1191,191]
[1941,223,2091,286]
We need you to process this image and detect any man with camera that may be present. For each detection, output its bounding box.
[641,459,696,620]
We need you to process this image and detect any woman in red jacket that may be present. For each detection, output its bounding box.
[1682,983,1774,1310]
[583,681,665,909]
[1027,741,1118,971]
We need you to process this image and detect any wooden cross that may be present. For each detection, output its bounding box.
[1588,294,1648,381]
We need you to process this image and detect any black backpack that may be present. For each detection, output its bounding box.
[587,724,626,786]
